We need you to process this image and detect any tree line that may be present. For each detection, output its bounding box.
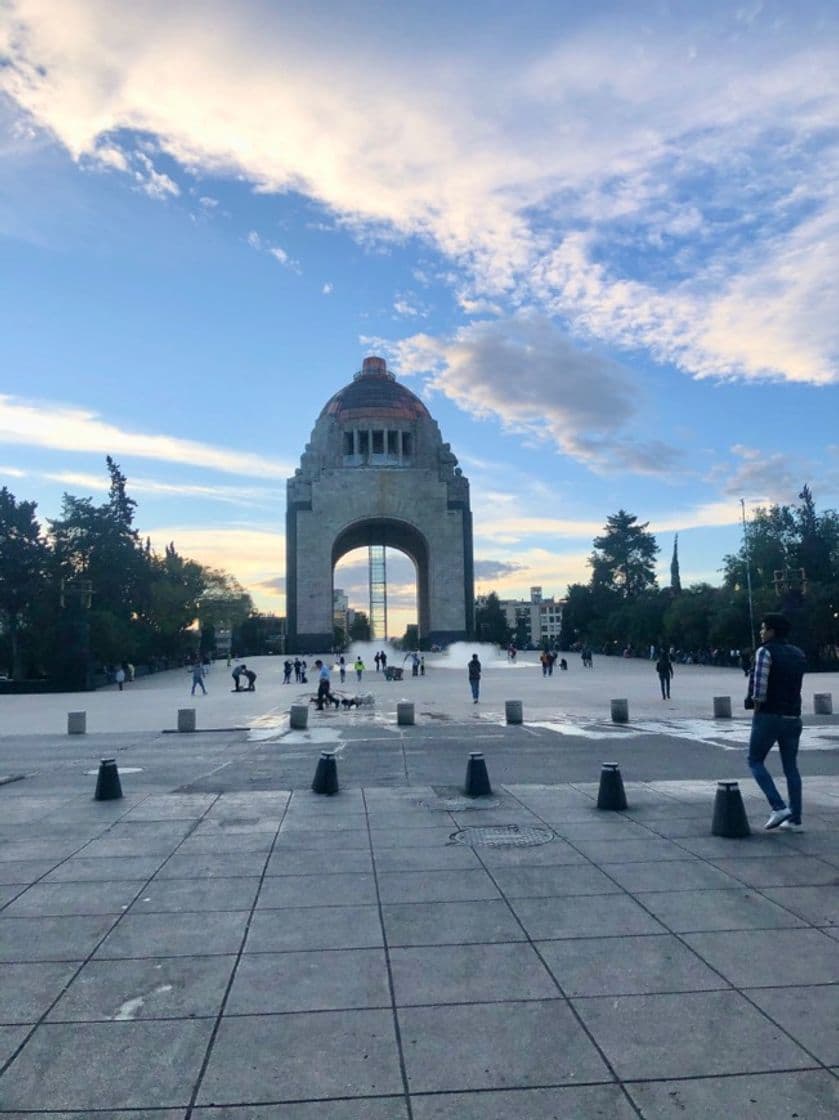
[0,459,254,684]
[475,490,839,667]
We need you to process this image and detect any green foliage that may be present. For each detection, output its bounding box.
[349,610,371,641]
[590,510,659,599]
[0,487,49,678]
[474,592,511,645]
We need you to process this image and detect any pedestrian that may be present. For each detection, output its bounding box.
[354,656,364,682]
[411,652,420,677]
[126,662,135,682]
[244,668,257,692]
[293,658,301,682]
[232,663,245,691]
[190,662,207,695]
[300,660,308,684]
[746,612,806,831]
[375,651,381,672]
[380,650,387,670]
[656,653,674,699]
[339,655,346,683]
[420,656,425,676]
[314,658,333,709]
[282,659,292,684]
[467,652,481,703]
[115,665,126,691]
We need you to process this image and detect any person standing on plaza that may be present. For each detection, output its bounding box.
[190,661,207,696]
[338,655,346,684]
[656,652,674,699]
[115,665,126,691]
[314,659,332,709]
[468,653,482,703]
[746,612,806,831]
[374,651,381,672]
[354,656,364,682]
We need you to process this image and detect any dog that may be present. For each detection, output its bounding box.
[309,693,340,710]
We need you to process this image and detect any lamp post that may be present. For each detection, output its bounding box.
[740,499,756,652]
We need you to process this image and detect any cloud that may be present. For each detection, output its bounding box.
[1,1,837,385]
[390,316,681,472]
[255,575,285,593]
[1,465,27,478]
[473,559,524,580]
[718,445,805,504]
[322,281,333,294]
[248,228,300,271]
[42,470,283,507]
[0,395,292,478]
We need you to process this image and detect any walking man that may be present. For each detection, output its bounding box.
[468,652,481,703]
[314,659,332,710]
[747,612,806,831]
[656,653,674,699]
[354,656,365,682]
[190,662,207,695]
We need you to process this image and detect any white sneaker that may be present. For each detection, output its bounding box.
[779,819,804,832]
[764,807,792,830]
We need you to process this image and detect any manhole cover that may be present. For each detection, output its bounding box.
[451,824,555,848]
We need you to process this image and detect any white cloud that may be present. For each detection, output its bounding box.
[0,395,292,478]
[42,470,283,507]
[1,1,837,383]
[322,281,333,294]
[1,465,27,478]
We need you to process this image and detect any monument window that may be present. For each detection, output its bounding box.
[372,430,384,454]
[359,431,370,457]
[401,432,412,458]
[343,431,354,456]
[387,430,399,456]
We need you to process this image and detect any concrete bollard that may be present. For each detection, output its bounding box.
[597,763,628,811]
[814,693,833,715]
[312,751,339,795]
[94,758,123,801]
[610,698,629,723]
[397,701,415,726]
[711,780,751,838]
[713,696,733,719]
[290,704,309,730]
[505,699,523,725]
[464,752,493,797]
[177,708,196,733]
[67,711,87,735]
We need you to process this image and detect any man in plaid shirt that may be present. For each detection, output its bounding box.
[747,612,806,831]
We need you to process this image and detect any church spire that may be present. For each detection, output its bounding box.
[670,534,682,594]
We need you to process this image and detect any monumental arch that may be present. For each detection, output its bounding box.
[286,356,475,652]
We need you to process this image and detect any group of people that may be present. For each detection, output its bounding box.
[373,650,388,671]
[231,663,257,692]
[539,650,568,675]
[282,658,309,684]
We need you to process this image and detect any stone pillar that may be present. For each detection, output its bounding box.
[505,700,523,725]
[713,696,732,719]
[814,693,833,715]
[290,704,309,730]
[67,711,86,735]
[610,698,629,723]
[397,701,415,726]
[177,708,196,733]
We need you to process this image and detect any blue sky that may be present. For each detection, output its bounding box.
[1,0,838,634]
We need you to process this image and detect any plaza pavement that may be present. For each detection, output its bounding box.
[1,653,838,1117]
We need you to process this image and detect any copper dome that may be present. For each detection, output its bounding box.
[320,356,430,422]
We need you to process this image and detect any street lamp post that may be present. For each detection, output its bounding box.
[740,499,757,652]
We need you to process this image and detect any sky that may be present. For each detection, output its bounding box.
[1,0,838,636]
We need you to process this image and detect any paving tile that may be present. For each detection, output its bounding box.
[372,845,481,872]
[0,1019,214,1109]
[0,883,22,906]
[399,1000,611,1092]
[196,1010,403,1104]
[761,885,839,926]
[95,910,249,958]
[0,859,60,884]
[0,840,88,862]
[122,794,216,820]
[265,848,374,874]
[747,985,839,1065]
[244,904,384,952]
[382,899,525,946]
[176,833,276,854]
[155,852,269,879]
[490,864,623,898]
[471,839,589,867]
[2,880,143,917]
[537,934,728,997]
[708,855,839,887]
[129,876,261,913]
[634,888,808,932]
[192,1101,408,1119]
[0,914,118,962]
[411,1084,638,1119]
[548,819,653,840]
[370,827,463,849]
[570,838,689,863]
[600,859,740,893]
[377,868,500,903]
[675,836,802,859]
[256,871,377,908]
[225,948,390,1013]
[0,1112,184,1120]
[47,954,236,1021]
[574,989,814,1079]
[271,828,372,851]
[626,1069,839,1119]
[0,1024,30,1064]
[510,893,666,940]
[390,942,558,1005]
[1,961,81,1022]
[682,928,839,986]
[43,855,167,882]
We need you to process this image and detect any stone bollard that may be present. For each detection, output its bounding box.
[713,696,733,719]
[94,758,123,801]
[814,693,833,715]
[610,698,629,723]
[289,704,309,730]
[177,708,196,733]
[505,700,523,725]
[464,752,493,797]
[312,751,339,795]
[397,701,415,726]
[67,711,87,735]
[597,763,628,811]
[711,781,751,838]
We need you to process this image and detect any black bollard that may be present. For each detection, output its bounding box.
[312,751,339,796]
[464,751,492,797]
[711,781,751,838]
[596,763,628,811]
[94,758,123,801]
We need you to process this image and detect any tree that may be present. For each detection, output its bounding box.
[590,510,659,599]
[349,610,371,641]
[670,534,682,594]
[474,592,511,645]
[0,487,49,678]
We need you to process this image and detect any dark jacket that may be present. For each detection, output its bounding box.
[761,639,806,717]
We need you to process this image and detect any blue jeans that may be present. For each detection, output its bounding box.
[747,713,802,822]
[469,678,480,700]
